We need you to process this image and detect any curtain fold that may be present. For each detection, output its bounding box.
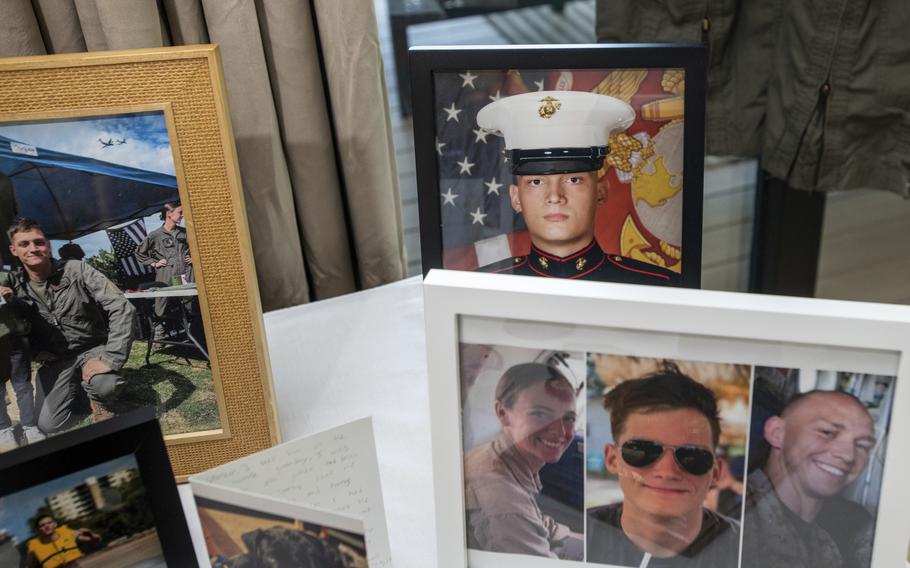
[0,0,46,55]
[200,0,313,306]
[32,0,86,53]
[0,0,405,310]
[255,0,356,298]
[312,0,405,288]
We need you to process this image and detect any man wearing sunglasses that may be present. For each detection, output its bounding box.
[741,390,877,568]
[586,365,740,567]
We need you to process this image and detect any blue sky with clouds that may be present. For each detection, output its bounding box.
[0,454,139,542]
[0,111,176,258]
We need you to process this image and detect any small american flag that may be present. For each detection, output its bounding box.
[106,219,152,277]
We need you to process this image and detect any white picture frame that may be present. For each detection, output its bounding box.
[423,269,910,568]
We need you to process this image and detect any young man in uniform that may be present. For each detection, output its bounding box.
[475,90,678,285]
[7,218,135,433]
[741,390,877,568]
[586,365,740,567]
[134,201,194,337]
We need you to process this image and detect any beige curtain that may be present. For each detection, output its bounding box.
[0,0,406,310]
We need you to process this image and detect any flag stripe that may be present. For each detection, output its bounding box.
[107,219,152,277]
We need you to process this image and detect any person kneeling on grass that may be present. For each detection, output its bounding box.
[7,217,135,434]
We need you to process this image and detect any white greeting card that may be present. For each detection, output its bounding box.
[190,417,390,567]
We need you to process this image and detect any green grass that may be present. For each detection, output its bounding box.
[115,340,220,435]
[4,340,219,439]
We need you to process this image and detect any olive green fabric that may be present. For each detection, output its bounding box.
[596,0,910,197]
[0,0,406,309]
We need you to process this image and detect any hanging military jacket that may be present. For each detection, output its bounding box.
[596,0,910,197]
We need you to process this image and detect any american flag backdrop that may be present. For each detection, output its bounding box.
[435,69,543,270]
[434,67,687,274]
[106,219,153,277]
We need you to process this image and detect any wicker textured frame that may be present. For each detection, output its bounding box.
[0,45,280,479]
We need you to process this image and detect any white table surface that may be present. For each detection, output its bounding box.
[179,275,434,567]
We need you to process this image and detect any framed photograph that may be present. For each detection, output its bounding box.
[0,407,197,567]
[411,45,705,287]
[424,269,910,568]
[0,46,279,478]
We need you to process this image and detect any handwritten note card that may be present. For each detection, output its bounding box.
[191,417,391,567]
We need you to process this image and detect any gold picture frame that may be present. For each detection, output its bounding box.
[0,45,279,479]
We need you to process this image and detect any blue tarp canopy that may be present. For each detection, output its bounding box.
[0,134,179,240]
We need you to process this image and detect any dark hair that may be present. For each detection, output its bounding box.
[159,201,181,221]
[58,243,85,261]
[495,362,573,409]
[603,361,722,447]
[6,217,44,243]
[34,515,56,528]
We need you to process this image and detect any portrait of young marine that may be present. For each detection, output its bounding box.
[474,91,679,285]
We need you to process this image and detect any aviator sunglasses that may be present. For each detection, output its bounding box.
[620,439,715,475]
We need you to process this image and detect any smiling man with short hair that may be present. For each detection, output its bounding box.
[7,217,135,432]
[741,390,878,568]
[586,364,740,567]
[474,90,679,285]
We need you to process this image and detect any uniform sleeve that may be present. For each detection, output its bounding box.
[79,262,135,369]
[469,510,559,558]
[134,234,157,265]
[542,513,571,543]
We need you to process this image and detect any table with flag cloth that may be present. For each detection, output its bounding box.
[178,276,435,567]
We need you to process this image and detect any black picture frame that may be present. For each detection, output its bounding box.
[411,44,706,288]
[0,407,198,567]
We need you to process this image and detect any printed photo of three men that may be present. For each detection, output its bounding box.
[460,344,894,567]
[0,111,221,455]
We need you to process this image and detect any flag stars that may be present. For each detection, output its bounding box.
[435,137,446,156]
[443,102,462,122]
[459,71,478,89]
[485,177,503,195]
[470,207,488,225]
[473,128,491,144]
[457,156,475,175]
[441,187,458,206]
[488,90,502,102]
[534,79,545,91]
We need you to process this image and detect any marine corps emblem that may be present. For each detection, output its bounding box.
[576,258,587,271]
[538,257,549,269]
[538,96,561,119]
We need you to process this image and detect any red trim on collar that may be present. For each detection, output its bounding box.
[607,256,670,280]
[528,256,605,278]
[530,240,597,262]
[490,257,527,273]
